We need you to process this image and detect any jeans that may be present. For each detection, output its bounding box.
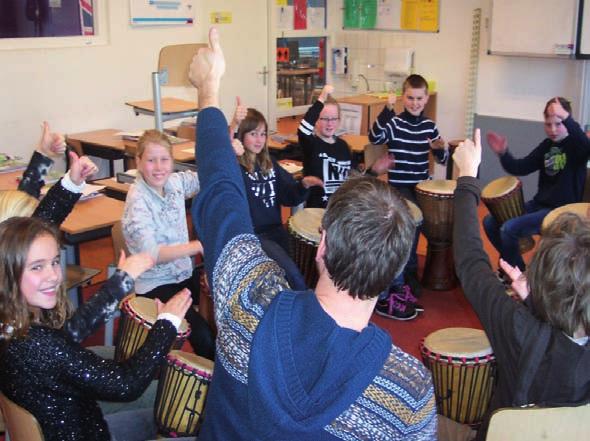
[483,200,551,271]
[392,185,420,287]
[258,227,307,291]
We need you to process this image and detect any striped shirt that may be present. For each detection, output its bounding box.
[369,107,447,186]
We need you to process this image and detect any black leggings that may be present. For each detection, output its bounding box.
[142,268,215,360]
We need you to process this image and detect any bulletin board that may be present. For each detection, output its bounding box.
[129,0,195,26]
[343,0,439,33]
[489,0,578,57]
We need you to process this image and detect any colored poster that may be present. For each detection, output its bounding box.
[343,0,377,29]
[401,0,438,32]
[294,0,307,30]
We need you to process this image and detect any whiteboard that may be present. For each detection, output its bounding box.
[489,0,578,57]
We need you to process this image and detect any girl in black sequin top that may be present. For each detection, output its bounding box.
[0,217,193,441]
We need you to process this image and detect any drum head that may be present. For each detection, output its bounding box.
[128,296,189,333]
[542,203,590,232]
[404,199,423,225]
[416,179,457,195]
[481,176,519,199]
[168,350,214,375]
[288,208,325,244]
[423,327,492,358]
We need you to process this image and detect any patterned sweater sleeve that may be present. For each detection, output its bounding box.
[32,178,82,226]
[63,270,134,343]
[298,100,324,152]
[430,123,448,164]
[192,108,289,336]
[18,151,53,198]
[176,170,200,198]
[369,105,395,145]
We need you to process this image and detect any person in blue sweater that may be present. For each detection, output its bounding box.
[229,99,323,290]
[484,97,590,272]
[369,74,447,320]
[188,28,436,441]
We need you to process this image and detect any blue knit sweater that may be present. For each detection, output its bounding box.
[192,107,437,440]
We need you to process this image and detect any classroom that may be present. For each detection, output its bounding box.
[1,1,590,440]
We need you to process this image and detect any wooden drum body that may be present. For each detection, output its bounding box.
[115,296,190,362]
[420,328,496,427]
[155,350,214,436]
[415,180,457,291]
[481,176,535,253]
[287,208,324,288]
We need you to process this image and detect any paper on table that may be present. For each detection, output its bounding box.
[80,184,106,200]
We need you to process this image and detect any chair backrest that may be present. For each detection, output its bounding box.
[0,392,44,441]
[111,221,130,260]
[158,43,207,87]
[486,404,590,441]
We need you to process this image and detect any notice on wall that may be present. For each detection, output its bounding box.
[401,0,438,32]
[130,0,195,26]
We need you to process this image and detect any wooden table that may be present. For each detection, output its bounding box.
[66,129,127,177]
[125,97,198,116]
[93,178,130,201]
[0,170,124,261]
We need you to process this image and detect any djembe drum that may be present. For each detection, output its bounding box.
[405,198,424,229]
[114,296,191,362]
[154,350,214,437]
[415,179,457,290]
[541,202,590,233]
[287,208,324,287]
[481,176,535,253]
[420,328,497,427]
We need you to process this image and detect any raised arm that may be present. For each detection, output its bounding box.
[369,94,397,145]
[189,29,255,281]
[63,252,154,342]
[18,122,65,198]
[453,131,521,345]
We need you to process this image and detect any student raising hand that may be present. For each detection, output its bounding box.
[546,97,570,120]
[37,121,66,157]
[68,151,98,186]
[486,130,508,155]
[318,84,334,103]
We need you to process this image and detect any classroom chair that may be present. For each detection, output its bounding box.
[104,221,131,346]
[0,392,44,441]
[126,43,206,131]
[486,404,590,441]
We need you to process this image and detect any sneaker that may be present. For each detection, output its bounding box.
[400,284,425,313]
[375,289,418,321]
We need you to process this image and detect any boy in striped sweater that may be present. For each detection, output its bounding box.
[369,74,448,320]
